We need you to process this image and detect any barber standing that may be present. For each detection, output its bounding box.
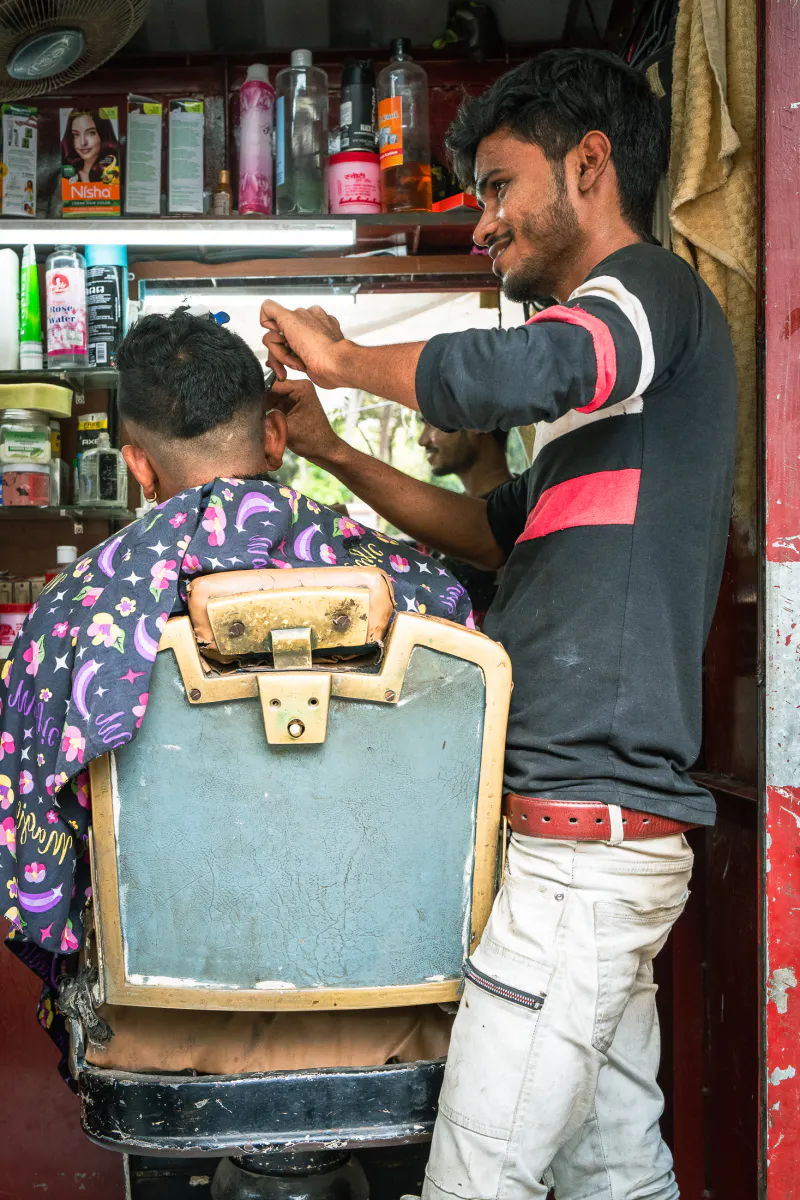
[261,48,736,1200]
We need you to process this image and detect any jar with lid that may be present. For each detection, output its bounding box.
[0,409,51,467]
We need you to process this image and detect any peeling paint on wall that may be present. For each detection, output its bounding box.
[768,967,797,1014]
[770,1065,796,1086]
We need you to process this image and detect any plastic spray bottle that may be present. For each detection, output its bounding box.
[239,64,275,215]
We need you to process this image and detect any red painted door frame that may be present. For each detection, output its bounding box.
[762,0,800,1191]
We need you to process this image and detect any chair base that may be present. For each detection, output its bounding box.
[77,1058,445,1157]
[211,1152,368,1199]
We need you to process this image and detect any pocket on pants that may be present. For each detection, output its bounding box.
[437,941,553,1140]
[591,894,688,1054]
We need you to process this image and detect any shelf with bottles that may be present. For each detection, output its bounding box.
[0,504,133,522]
[0,212,480,260]
[0,367,118,389]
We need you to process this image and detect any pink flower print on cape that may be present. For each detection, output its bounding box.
[132,693,149,729]
[52,621,69,638]
[60,920,79,952]
[182,553,202,575]
[24,862,46,883]
[333,516,365,539]
[0,775,14,811]
[0,731,14,760]
[150,559,178,601]
[62,725,85,764]
[45,774,57,797]
[465,612,477,630]
[320,544,337,565]
[76,585,104,608]
[202,500,226,547]
[2,816,16,857]
[389,554,410,574]
[73,771,90,810]
[87,612,125,652]
[46,809,58,824]
[22,636,45,677]
[169,512,187,528]
[19,770,33,795]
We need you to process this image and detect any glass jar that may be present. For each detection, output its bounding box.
[0,408,52,468]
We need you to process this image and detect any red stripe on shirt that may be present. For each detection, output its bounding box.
[527,305,616,413]
[516,469,641,544]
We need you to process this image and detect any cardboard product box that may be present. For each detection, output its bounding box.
[61,106,121,217]
[1,103,37,217]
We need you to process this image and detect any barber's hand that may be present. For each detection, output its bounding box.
[260,300,347,389]
[269,378,342,462]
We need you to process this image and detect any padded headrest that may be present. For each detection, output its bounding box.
[186,567,395,656]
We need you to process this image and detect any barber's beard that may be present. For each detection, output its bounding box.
[501,175,583,304]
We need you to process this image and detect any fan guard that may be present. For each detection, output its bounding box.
[0,0,151,100]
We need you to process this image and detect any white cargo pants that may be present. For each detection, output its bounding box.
[422,828,693,1200]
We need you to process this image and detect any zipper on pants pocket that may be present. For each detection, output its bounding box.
[463,957,546,1011]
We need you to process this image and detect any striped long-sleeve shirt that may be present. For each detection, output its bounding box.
[417,242,737,825]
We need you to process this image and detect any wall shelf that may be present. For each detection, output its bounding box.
[0,505,133,522]
[0,212,480,261]
[0,368,117,390]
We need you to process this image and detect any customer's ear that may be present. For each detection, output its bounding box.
[122,444,160,498]
[264,409,288,471]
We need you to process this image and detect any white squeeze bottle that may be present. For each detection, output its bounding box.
[0,248,20,369]
[46,244,87,368]
[238,64,275,215]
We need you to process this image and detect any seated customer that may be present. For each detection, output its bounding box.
[0,310,472,1066]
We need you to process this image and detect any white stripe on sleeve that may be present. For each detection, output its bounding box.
[569,275,655,399]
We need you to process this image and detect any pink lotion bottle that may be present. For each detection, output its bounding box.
[238,64,275,215]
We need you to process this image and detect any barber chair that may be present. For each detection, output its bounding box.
[65,567,511,1198]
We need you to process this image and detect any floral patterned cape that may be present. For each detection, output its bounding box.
[1,477,472,1049]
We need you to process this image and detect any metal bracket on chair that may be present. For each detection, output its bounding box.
[271,626,313,670]
[258,672,331,744]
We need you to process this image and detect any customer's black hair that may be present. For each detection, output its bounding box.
[116,309,266,439]
[446,49,667,237]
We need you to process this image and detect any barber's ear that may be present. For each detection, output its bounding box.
[122,444,159,497]
[264,408,288,470]
[575,129,612,194]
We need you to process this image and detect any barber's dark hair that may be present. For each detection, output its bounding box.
[446,49,667,237]
[491,429,509,450]
[116,309,266,439]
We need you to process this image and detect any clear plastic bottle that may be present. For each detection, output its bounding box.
[275,49,329,215]
[46,244,87,368]
[78,432,128,508]
[377,39,431,213]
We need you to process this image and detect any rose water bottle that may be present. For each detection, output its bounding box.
[46,244,87,368]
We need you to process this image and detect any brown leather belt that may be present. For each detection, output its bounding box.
[504,793,696,841]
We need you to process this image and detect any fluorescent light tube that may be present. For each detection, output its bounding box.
[0,219,356,249]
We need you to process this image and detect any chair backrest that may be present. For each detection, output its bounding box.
[88,568,512,1013]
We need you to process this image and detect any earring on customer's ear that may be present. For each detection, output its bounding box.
[144,489,158,504]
